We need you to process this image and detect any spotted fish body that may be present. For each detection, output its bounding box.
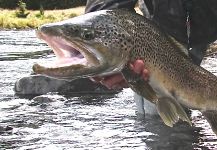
[114,11,217,109]
[33,10,217,134]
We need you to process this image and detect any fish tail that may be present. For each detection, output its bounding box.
[156,97,192,127]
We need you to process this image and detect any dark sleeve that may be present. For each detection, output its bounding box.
[85,0,138,13]
[151,0,217,46]
[190,0,217,45]
[150,0,217,65]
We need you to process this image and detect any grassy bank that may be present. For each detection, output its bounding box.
[0,7,85,29]
[0,7,143,29]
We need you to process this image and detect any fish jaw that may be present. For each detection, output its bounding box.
[34,31,107,79]
[33,17,128,80]
[36,30,101,67]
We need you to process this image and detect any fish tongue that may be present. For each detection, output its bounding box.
[54,57,87,67]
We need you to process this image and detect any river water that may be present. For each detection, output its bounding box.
[0,30,217,150]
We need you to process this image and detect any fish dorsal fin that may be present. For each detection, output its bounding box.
[156,97,192,127]
[203,111,217,135]
[167,36,190,58]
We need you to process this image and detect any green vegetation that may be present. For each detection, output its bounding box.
[0,7,84,29]
[15,0,30,18]
[0,0,87,9]
[39,4,44,16]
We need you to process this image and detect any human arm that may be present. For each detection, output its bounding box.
[85,0,137,13]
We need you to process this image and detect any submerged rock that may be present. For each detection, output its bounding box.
[14,75,68,95]
[29,94,66,106]
[14,75,116,95]
[31,94,66,103]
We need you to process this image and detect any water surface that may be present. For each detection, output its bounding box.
[0,30,217,150]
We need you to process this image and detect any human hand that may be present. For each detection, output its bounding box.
[91,73,128,90]
[129,59,149,81]
[91,60,149,90]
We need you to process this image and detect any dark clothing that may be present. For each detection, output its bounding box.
[85,0,217,65]
[85,0,137,13]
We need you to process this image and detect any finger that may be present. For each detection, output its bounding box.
[111,79,128,90]
[130,60,145,74]
[142,69,149,81]
[101,74,124,89]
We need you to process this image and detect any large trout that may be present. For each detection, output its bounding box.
[33,10,217,134]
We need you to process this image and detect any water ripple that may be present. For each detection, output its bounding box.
[0,30,217,150]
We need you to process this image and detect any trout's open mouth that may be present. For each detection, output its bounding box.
[33,31,102,79]
[36,31,99,68]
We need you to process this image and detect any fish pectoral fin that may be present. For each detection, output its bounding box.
[156,97,192,127]
[202,111,217,135]
[134,81,158,102]
[122,67,157,102]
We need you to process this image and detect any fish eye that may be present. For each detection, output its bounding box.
[81,29,94,40]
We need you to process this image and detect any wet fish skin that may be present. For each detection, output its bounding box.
[33,10,217,134]
[33,11,132,79]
